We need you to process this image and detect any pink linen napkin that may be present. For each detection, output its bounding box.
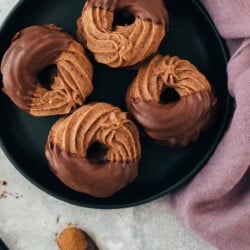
[170,1,250,250]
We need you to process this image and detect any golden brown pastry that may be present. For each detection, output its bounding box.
[1,25,93,116]
[45,102,141,198]
[77,0,168,68]
[126,54,218,147]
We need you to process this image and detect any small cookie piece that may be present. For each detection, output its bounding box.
[45,103,141,198]
[126,54,218,147]
[77,0,168,68]
[1,25,93,116]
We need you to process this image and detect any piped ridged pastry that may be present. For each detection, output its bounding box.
[126,54,218,147]
[45,103,141,198]
[1,25,93,116]
[77,0,168,68]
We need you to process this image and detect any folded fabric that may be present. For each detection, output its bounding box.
[170,1,250,249]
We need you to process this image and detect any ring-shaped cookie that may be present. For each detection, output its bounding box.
[1,25,93,116]
[77,0,168,68]
[126,54,218,147]
[45,102,141,198]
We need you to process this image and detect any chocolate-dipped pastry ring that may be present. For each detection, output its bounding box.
[77,0,168,68]
[1,25,93,116]
[126,54,218,147]
[45,102,141,198]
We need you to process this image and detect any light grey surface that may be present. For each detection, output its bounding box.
[0,1,216,249]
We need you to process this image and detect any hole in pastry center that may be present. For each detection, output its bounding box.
[160,87,180,104]
[37,64,57,90]
[86,142,109,164]
[112,9,135,28]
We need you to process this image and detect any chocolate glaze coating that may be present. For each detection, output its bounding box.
[87,0,169,25]
[45,144,139,198]
[127,90,217,147]
[1,25,72,110]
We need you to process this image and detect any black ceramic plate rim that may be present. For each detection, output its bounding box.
[0,0,232,209]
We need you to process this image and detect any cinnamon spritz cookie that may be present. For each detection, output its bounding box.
[45,103,141,198]
[1,25,93,116]
[77,0,168,68]
[126,54,218,147]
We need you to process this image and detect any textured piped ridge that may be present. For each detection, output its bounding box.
[45,103,141,197]
[128,55,212,100]
[76,1,167,68]
[1,25,93,116]
[126,54,218,147]
[49,102,140,160]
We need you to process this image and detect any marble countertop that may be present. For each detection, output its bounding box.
[0,1,216,249]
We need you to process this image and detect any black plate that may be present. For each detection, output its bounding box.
[0,0,232,208]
